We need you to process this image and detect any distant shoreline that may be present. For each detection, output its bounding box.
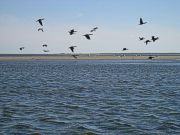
[1,53,180,60]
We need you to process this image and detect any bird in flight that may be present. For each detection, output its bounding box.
[139,18,147,25]
[90,27,98,32]
[42,44,48,47]
[19,47,25,50]
[151,36,159,42]
[38,28,44,32]
[37,18,45,26]
[72,54,79,59]
[69,29,77,35]
[122,48,128,51]
[145,40,151,45]
[83,34,93,40]
[139,37,145,41]
[69,46,77,52]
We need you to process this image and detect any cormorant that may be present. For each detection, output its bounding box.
[72,54,79,59]
[69,29,77,35]
[38,28,44,32]
[19,47,25,50]
[151,36,159,42]
[83,34,93,40]
[122,48,128,51]
[90,27,98,32]
[69,46,77,52]
[148,56,155,59]
[139,37,145,40]
[42,44,48,47]
[139,18,147,25]
[145,40,151,45]
[36,18,45,26]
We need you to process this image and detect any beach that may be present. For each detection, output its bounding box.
[0,53,180,60]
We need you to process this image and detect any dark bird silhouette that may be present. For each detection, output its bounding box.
[83,34,93,40]
[69,46,77,52]
[36,18,45,26]
[122,48,128,51]
[19,47,25,50]
[42,44,48,47]
[69,29,77,35]
[90,27,98,32]
[148,56,155,60]
[43,50,49,52]
[38,28,44,32]
[151,36,159,42]
[139,37,145,40]
[139,18,147,25]
[145,40,151,45]
[72,54,79,59]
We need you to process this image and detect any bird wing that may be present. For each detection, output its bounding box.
[71,47,74,52]
[38,28,43,31]
[72,55,78,59]
[69,31,72,35]
[95,27,98,29]
[140,18,143,24]
[86,35,90,39]
[39,20,43,26]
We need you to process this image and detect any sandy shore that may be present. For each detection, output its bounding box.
[0,54,180,60]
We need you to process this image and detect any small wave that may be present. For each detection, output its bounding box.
[84,131,101,135]
[66,124,102,135]
[31,132,41,135]
[11,123,34,129]
[38,115,68,126]
[157,121,180,131]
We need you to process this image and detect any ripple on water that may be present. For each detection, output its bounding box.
[156,120,180,134]
[0,60,180,134]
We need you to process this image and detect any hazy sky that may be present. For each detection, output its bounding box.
[0,0,180,54]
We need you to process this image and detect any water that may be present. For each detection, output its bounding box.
[0,60,180,135]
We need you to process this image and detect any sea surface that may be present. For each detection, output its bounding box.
[0,60,180,135]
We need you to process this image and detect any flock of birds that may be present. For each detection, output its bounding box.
[122,18,159,52]
[67,27,98,58]
[19,17,159,59]
[37,18,49,53]
[19,18,98,58]
[139,18,159,43]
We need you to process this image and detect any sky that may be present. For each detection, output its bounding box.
[0,0,180,54]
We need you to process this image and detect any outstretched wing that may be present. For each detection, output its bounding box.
[86,35,90,39]
[140,18,143,24]
[71,47,74,52]
[39,20,43,26]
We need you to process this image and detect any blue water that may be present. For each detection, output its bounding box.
[0,60,180,135]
